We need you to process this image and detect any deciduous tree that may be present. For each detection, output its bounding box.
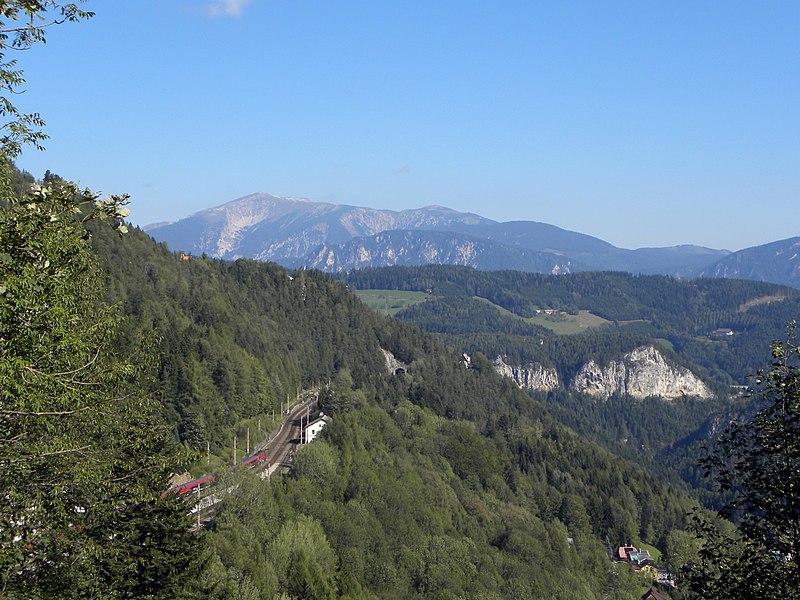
[0,165,203,598]
[0,3,203,596]
[687,322,800,598]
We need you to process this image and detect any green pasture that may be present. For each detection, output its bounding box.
[474,296,611,334]
[354,289,430,315]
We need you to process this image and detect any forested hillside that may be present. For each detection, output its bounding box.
[342,265,800,508]
[90,225,706,598]
[346,265,800,385]
[92,224,388,454]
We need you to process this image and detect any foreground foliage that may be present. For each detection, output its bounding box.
[687,324,800,598]
[0,4,204,594]
[0,168,203,596]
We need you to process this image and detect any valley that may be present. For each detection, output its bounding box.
[5,179,798,598]
[3,3,798,598]
[93,223,720,598]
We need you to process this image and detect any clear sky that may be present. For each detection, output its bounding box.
[12,0,799,251]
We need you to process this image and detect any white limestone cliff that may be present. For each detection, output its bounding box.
[570,346,713,400]
[493,346,712,400]
[492,356,559,392]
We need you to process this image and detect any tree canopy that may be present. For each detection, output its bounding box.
[687,323,800,598]
[0,3,203,596]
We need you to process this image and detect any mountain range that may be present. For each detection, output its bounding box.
[144,193,800,288]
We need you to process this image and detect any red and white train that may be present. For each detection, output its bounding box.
[162,450,267,497]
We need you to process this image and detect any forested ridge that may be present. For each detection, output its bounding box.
[345,265,800,508]
[92,224,387,454]
[84,224,709,598]
[345,265,800,385]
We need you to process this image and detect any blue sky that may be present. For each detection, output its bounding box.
[13,0,799,250]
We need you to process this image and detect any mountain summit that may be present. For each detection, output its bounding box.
[144,193,797,287]
[146,193,491,264]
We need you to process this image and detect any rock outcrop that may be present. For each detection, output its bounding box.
[493,356,559,392]
[493,346,713,400]
[382,349,408,375]
[570,346,713,400]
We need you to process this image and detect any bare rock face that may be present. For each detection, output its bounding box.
[382,349,408,375]
[493,356,559,392]
[570,346,713,400]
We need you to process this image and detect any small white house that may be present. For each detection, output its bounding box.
[304,415,331,444]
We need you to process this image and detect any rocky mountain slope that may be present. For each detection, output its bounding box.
[306,229,578,273]
[570,346,713,400]
[145,193,797,287]
[145,194,490,263]
[700,237,800,289]
[493,356,560,392]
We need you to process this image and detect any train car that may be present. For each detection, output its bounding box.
[240,450,267,469]
[180,474,216,494]
[162,473,216,497]
[162,450,268,497]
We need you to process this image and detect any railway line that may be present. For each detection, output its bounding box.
[257,393,317,475]
[171,391,320,528]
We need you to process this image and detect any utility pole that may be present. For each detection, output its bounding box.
[207,440,210,465]
[233,434,237,466]
[300,413,304,445]
[246,427,250,454]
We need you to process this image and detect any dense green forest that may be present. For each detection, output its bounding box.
[6,166,791,597]
[6,170,784,599]
[92,224,388,454]
[345,265,800,386]
[1,183,783,597]
[84,224,712,598]
[343,265,800,513]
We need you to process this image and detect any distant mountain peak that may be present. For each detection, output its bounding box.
[143,193,796,287]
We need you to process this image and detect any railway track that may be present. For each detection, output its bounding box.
[185,392,320,528]
[256,394,317,475]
